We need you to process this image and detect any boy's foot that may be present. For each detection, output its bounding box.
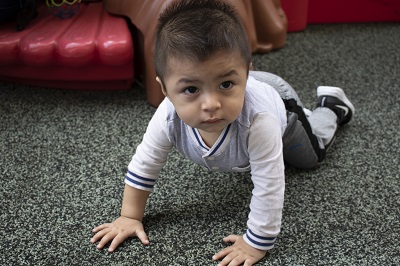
[317,86,355,125]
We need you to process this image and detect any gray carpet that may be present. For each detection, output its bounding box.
[1,23,399,265]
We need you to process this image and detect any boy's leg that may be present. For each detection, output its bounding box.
[303,106,337,148]
[282,86,355,168]
[249,71,354,169]
[282,100,328,169]
[249,71,325,168]
[309,85,356,147]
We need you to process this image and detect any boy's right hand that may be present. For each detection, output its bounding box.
[91,216,149,252]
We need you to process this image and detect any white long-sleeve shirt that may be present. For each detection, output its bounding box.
[125,75,287,250]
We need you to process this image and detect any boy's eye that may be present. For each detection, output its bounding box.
[183,86,199,94]
[220,81,233,90]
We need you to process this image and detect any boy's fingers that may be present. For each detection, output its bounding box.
[90,227,111,243]
[108,234,128,252]
[92,223,111,232]
[244,258,257,266]
[220,253,243,266]
[223,234,239,243]
[96,231,117,249]
[213,246,233,261]
[136,229,150,245]
[213,235,241,260]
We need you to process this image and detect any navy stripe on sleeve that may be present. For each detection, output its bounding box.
[125,170,155,189]
[245,229,276,248]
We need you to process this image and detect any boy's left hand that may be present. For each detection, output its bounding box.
[213,235,267,266]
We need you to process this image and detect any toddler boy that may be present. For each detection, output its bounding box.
[91,0,355,265]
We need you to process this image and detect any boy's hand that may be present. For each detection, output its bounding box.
[213,235,267,266]
[91,216,149,252]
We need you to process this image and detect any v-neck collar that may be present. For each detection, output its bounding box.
[189,124,232,156]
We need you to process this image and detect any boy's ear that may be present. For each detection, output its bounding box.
[156,76,168,97]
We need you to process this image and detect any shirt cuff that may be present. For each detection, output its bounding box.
[125,170,156,192]
[243,229,276,250]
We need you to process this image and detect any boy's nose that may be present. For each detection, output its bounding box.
[201,93,221,112]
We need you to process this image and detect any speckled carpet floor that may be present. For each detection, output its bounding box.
[1,23,399,265]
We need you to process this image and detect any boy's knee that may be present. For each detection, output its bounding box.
[284,151,320,169]
[283,142,320,169]
[282,119,325,169]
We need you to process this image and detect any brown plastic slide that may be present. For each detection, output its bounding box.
[103,0,287,107]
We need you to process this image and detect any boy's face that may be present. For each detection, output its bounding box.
[158,51,248,135]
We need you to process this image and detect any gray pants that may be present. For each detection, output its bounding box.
[250,71,337,169]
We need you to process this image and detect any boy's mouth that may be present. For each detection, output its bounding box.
[203,118,223,124]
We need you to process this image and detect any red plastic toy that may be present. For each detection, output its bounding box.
[0,2,134,90]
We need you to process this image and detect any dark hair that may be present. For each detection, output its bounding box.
[154,0,251,82]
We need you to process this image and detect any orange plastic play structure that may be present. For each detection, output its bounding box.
[103,0,288,107]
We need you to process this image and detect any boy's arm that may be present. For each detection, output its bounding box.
[92,99,172,252]
[120,184,150,221]
[125,99,173,191]
[213,112,285,265]
[244,112,285,250]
